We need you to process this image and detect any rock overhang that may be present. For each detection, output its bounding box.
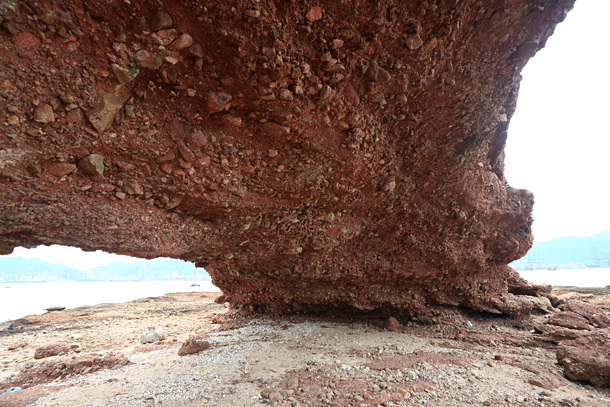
[0,0,576,315]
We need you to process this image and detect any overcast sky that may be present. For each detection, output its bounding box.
[3,1,608,268]
[505,0,610,242]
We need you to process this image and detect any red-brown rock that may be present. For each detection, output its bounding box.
[34,343,71,359]
[86,91,128,133]
[14,32,41,49]
[149,10,173,32]
[34,104,55,123]
[590,313,610,329]
[0,0,577,318]
[178,338,210,356]
[206,91,232,112]
[47,163,76,178]
[557,333,610,387]
[305,7,323,22]
[342,81,360,107]
[385,317,399,331]
[0,353,130,389]
[261,122,290,138]
[7,341,27,351]
[563,300,610,328]
[548,312,590,331]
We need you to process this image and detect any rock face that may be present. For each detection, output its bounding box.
[0,0,576,316]
[557,333,610,388]
[548,311,591,330]
[1,353,130,389]
[563,300,610,328]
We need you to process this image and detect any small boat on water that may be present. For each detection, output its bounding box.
[190,283,200,287]
[569,263,586,269]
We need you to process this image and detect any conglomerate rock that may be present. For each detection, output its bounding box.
[557,333,610,388]
[0,0,576,315]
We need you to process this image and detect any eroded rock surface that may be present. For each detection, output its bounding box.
[1,353,130,389]
[33,343,71,360]
[0,0,576,315]
[557,333,610,388]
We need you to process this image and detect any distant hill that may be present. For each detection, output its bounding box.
[0,256,77,276]
[0,256,205,278]
[512,229,610,266]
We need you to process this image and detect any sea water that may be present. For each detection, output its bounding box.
[1,269,608,323]
[0,281,219,323]
[518,267,610,288]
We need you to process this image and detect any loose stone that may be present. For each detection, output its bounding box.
[78,154,105,178]
[134,50,163,70]
[34,103,55,123]
[48,163,76,178]
[149,11,173,32]
[171,34,193,50]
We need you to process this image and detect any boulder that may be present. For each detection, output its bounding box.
[34,343,70,359]
[139,327,166,344]
[178,338,210,356]
[563,300,610,328]
[385,317,399,331]
[557,333,610,387]
[206,91,232,112]
[305,6,322,22]
[261,122,290,138]
[366,61,391,83]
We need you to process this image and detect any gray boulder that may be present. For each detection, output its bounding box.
[140,327,166,344]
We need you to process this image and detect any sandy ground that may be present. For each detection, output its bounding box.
[1,291,610,407]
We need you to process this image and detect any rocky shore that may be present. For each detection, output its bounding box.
[1,289,609,407]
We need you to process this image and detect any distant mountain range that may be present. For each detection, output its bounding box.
[0,256,202,277]
[512,229,610,266]
[0,256,77,273]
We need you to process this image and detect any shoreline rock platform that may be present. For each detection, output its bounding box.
[1,289,609,406]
